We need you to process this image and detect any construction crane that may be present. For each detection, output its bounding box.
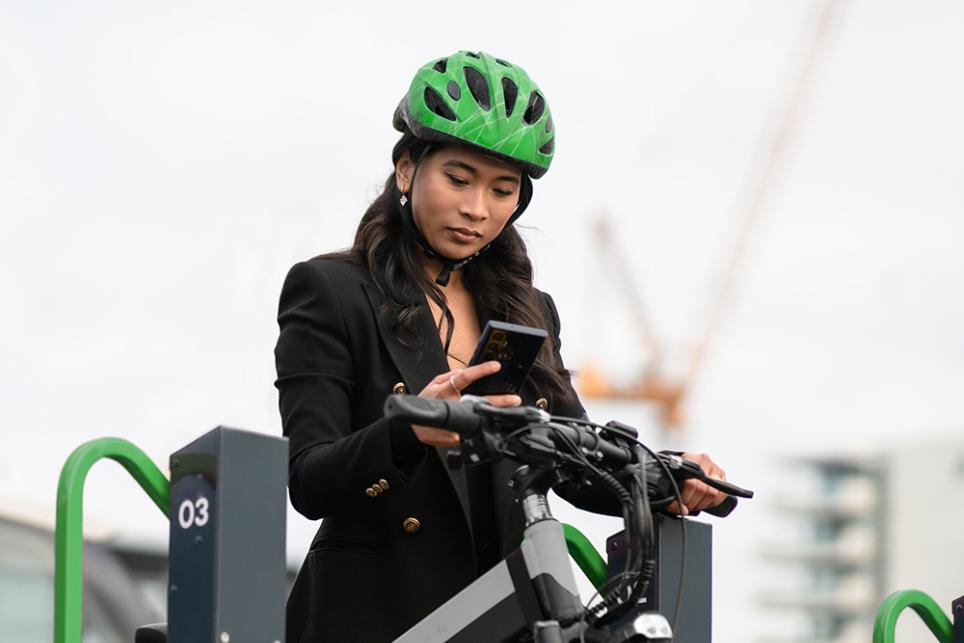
[579,0,845,432]
[579,215,688,428]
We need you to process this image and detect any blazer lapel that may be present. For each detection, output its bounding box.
[361,282,446,395]
[361,282,474,533]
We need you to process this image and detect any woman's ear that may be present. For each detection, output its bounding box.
[395,151,414,195]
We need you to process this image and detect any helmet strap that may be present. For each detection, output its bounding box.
[398,189,489,287]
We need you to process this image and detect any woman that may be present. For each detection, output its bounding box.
[275,50,727,642]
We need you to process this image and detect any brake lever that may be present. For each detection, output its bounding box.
[663,455,755,499]
[700,475,754,499]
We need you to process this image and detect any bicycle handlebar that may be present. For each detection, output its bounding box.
[384,394,756,637]
[383,394,487,435]
[383,395,753,507]
[384,395,634,466]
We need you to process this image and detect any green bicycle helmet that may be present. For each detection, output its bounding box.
[393,51,555,179]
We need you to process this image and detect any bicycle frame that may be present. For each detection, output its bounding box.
[396,502,580,642]
[394,464,672,643]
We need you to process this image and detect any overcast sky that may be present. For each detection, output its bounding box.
[2,0,963,639]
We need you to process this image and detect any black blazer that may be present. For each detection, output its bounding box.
[275,255,608,642]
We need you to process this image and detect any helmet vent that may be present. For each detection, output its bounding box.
[433,58,448,74]
[546,115,553,133]
[539,138,554,155]
[447,81,461,100]
[523,92,545,125]
[495,58,512,67]
[501,78,518,118]
[466,51,480,59]
[424,86,457,121]
[463,66,491,111]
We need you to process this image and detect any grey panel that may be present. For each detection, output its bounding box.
[167,427,288,643]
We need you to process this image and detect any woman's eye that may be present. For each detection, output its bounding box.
[446,173,468,186]
[494,188,515,197]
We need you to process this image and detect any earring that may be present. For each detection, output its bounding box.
[399,194,408,206]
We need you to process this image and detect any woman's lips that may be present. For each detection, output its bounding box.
[446,227,481,243]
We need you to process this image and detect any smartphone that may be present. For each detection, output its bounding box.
[461,321,547,396]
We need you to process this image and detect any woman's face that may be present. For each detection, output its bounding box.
[396,145,522,260]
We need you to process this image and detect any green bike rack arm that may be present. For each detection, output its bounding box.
[54,438,170,643]
[873,589,953,643]
[563,523,609,593]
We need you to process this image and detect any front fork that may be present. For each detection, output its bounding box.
[514,465,674,643]
[514,465,585,629]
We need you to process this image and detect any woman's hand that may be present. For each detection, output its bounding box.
[665,452,728,516]
[411,361,521,447]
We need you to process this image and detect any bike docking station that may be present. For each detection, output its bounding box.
[53,426,288,643]
[606,515,713,643]
[159,428,288,643]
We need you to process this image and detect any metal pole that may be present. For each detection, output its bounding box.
[54,438,169,643]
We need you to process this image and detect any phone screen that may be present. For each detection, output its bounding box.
[461,321,547,396]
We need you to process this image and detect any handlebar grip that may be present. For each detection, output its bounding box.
[382,395,483,435]
[701,495,738,517]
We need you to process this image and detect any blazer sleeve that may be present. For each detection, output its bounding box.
[275,260,426,520]
[541,292,623,516]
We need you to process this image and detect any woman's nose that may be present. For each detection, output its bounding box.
[458,188,488,220]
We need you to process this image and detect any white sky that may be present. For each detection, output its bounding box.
[2,0,963,640]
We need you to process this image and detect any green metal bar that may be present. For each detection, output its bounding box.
[873,589,953,643]
[563,522,608,593]
[54,438,170,643]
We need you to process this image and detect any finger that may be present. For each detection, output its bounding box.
[666,500,689,516]
[454,361,501,388]
[430,368,460,385]
[483,394,522,407]
[692,484,727,511]
[705,491,727,509]
[679,479,698,507]
[682,479,709,511]
[692,454,727,483]
[412,425,459,440]
[420,383,453,400]
[412,425,460,446]
[692,489,723,512]
[424,371,467,399]
[696,485,725,509]
[698,463,727,507]
[707,467,727,482]
[438,432,460,446]
[424,437,460,447]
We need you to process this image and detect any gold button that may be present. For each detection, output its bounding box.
[378,479,390,491]
[402,517,421,533]
[365,487,377,498]
[393,382,408,395]
[535,397,549,411]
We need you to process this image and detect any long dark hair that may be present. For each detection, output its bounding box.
[329,131,573,403]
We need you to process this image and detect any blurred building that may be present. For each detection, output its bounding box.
[757,437,964,643]
[0,508,297,642]
[0,510,166,643]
